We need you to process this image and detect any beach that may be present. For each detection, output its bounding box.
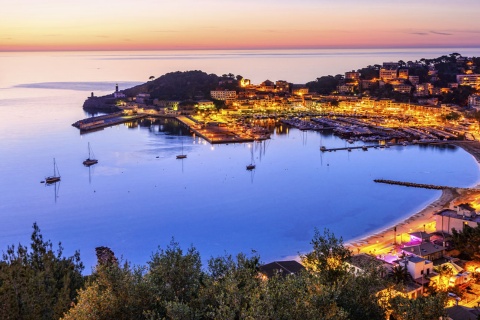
[347,141,480,255]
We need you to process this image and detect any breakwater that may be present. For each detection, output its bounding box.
[373,179,479,192]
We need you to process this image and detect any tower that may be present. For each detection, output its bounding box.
[115,84,118,93]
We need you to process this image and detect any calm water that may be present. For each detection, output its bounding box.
[1,48,479,271]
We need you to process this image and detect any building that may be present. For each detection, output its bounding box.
[398,69,409,79]
[435,208,480,234]
[275,80,289,92]
[135,93,150,104]
[210,90,237,101]
[259,260,304,278]
[457,74,480,89]
[337,84,356,94]
[348,253,390,277]
[401,242,445,261]
[291,84,309,96]
[380,68,397,82]
[113,84,126,98]
[393,84,412,94]
[408,76,420,85]
[382,62,399,70]
[468,94,480,110]
[416,83,433,96]
[345,71,360,81]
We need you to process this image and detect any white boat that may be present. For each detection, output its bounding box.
[45,158,61,184]
[362,145,368,151]
[83,142,98,166]
[320,146,327,152]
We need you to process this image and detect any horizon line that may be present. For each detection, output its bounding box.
[2,44,480,53]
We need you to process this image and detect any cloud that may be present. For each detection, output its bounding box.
[152,30,181,33]
[430,31,452,36]
[410,32,428,36]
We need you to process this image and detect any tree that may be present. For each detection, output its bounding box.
[388,265,413,285]
[389,292,448,320]
[301,228,352,284]
[0,223,84,320]
[451,224,480,259]
[62,248,153,320]
[149,76,155,81]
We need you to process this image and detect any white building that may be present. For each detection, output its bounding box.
[435,208,480,235]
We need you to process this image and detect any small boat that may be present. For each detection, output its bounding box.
[45,158,61,184]
[83,142,98,166]
[246,143,255,170]
[176,136,187,159]
[320,146,327,152]
[347,148,352,152]
[347,139,354,144]
[362,145,368,151]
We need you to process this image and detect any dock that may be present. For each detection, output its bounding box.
[175,116,262,144]
[373,179,479,192]
[72,112,147,133]
[320,143,407,152]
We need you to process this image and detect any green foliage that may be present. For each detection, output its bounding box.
[301,228,352,284]
[124,71,222,101]
[388,265,413,285]
[306,75,342,94]
[0,223,84,320]
[452,224,480,259]
[389,292,448,320]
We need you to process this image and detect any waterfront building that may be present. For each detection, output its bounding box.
[113,83,126,98]
[291,84,309,96]
[435,208,480,235]
[401,242,446,261]
[135,93,150,104]
[275,80,289,92]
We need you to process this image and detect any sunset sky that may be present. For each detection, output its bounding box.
[1,0,480,51]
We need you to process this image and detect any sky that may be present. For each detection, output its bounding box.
[1,0,480,51]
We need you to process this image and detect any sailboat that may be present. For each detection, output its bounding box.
[176,137,187,159]
[246,143,255,170]
[83,142,98,166]
[45,158,61,184]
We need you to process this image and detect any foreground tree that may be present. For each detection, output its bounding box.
[389,292,448,320]
[0,223,84,320]
[301,228,352,284]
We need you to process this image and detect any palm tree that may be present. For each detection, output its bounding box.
[388,265,412,285]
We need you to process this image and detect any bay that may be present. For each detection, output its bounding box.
[0,48,479,271]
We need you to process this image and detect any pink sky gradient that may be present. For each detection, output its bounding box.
[1,0,480,51]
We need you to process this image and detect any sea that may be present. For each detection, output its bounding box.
[1,48,479,272]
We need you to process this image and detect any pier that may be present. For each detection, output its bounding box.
[72,112,147,133]
[320,143,407,152]
[175,116,259,144]
[373,179,479,192]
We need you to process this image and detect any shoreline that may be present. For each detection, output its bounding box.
[346,141,480,254]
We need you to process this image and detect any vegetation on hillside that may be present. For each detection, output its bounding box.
[0,225,449,320]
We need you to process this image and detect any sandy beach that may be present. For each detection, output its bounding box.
[347,141,480,254]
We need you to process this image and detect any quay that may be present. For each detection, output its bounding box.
[175,116,259,144]
[373,179,480,192]
[321,143,406,152]
[72,112,147,133]
[72,112,268,144]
